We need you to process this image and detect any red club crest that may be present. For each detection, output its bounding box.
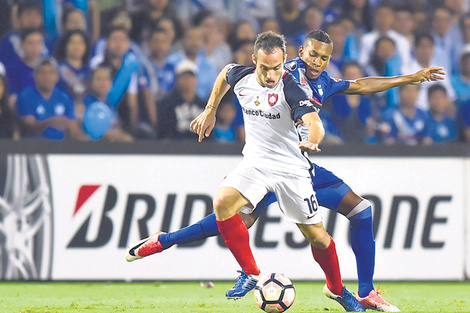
[268,93,278,107]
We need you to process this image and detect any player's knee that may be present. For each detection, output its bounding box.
[309,232,331,249]
[346,199,372,220]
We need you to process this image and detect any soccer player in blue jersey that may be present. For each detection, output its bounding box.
[126,30,445,312]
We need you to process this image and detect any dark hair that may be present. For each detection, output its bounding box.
[414,33,434,47]
[55,30,90,64]
[341,0,372,31]
[19,27,43,42]
[254,31,286,57]
[341,61,363,74]
[459,13,470,33]
[61,6,85,28]
[427,84,447,98]
[304,30,333,45]
[17,1,43,17]
[323,20,343,34]
[34,57,59,74]
[106,26,129,39]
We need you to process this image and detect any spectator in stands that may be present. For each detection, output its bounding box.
[381,84,427,145]
[83,66,133,141]
[167,27,219,101]
[213,100,237,143]
[430,6,461,75]
[0,2,44,67]
[340,0,373,35]
[59,0,100,43]
[393,5,416,47]
[305,0,340,25]
[61,6,87,34]
[293,5,324,48]
[260,18,281,34]
[227,20,256,52]
[323,20,348,77]
[459,13,470,46]
[158,60,205,140]
[423,84,458,144]
[458,100,470,142]
[327,62,375,144]
[276,0,303,40]
[359,3,411,75]
[156,17,181,54]
[409,33,456,111]
[451,45,470,107]
[130,0,183,44]
[0,74,15,138]
[90,26,140,136]
[17,58,79,140]
[318,110,343,144]
[148,27,175,101]
[194,10,233,72]
[6,28,47,105]
[364,36,400,111]
[55,29,91,120]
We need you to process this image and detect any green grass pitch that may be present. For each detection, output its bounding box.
[0,281,469,313]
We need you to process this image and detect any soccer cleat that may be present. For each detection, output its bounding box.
[125,232,164,262]
[323,284,365,312]
[356,288,400,312]
[225,270,259,299]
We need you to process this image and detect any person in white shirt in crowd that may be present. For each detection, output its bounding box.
[359,3,411,75]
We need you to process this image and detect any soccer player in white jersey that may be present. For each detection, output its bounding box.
[126,30,445,312]
[198,31,363,312]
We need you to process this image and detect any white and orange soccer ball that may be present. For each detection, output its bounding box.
[254,273,296,313]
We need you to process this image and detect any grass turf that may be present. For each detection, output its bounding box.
[0,281,468,313]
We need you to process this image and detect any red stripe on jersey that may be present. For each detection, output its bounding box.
[309,97,323,107]
[282,71,287,78]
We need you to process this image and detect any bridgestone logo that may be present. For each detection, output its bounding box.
[242,107,281,119]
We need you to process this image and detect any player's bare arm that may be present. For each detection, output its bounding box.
[298,111,324,152]
[190,66,231,142]
[344,66,446,95]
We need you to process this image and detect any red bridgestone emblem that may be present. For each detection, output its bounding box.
[268,93,278,107]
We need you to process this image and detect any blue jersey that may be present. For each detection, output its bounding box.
[382,107,428,144]
[424,112,457,144]
[17,86,75,140]
[6,60,35,95]
[284,57,350,105]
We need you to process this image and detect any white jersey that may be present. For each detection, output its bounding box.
[226,64,320,176]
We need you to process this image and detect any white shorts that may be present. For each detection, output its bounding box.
[219,160,322,225]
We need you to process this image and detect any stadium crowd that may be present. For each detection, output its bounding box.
[0,0,469,144]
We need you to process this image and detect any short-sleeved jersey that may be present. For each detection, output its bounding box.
[284,57,350,103]
[424,112,457,144]
[17,86,75,140]
[226,64,320,176]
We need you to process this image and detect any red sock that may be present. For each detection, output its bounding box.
[217,214,260,275]
[311,236,344,295]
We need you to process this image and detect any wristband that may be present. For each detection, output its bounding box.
[206,105,217,111]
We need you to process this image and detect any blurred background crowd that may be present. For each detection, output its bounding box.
[0,0,469,145]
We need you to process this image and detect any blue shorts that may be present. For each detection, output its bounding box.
[257,163,352,214]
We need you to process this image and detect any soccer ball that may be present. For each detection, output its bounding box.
[254,273,296,313]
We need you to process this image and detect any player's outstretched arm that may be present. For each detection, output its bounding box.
[190,66,231,142]
[298,111,324,152]
[344,66,446,95]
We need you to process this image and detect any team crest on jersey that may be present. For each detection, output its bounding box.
[268,93,278,107]
[254,96,260,106]
[285,61,297,71]
[300,77,308,86]
[317,84,323,96]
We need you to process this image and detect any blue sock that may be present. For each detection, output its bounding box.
[349,205,375,297]
[158,213,219,249]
